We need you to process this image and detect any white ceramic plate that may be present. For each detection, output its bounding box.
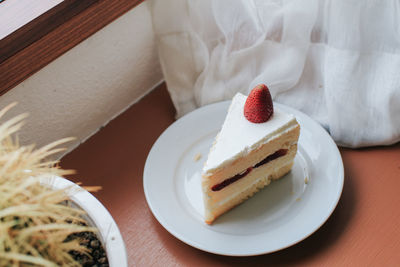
[143,101,344,256]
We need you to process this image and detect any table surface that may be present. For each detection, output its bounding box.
[61,83,400,266]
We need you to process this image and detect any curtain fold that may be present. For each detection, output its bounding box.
[150,0,400,147]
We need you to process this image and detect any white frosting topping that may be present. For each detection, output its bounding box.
[203,93,297,174]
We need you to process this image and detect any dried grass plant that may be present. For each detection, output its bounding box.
[0,103,96,267]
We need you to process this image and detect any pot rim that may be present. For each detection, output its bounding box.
[46,175,128,267]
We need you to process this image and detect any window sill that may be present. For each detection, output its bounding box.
[60,81,400,265]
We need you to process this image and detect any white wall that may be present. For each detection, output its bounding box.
[0,2,163,154]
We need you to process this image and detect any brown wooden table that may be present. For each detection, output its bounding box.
[61,83,400,266]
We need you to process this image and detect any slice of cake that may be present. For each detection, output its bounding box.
[201,84,300,224]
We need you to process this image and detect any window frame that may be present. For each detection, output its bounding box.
[0,0,144,95]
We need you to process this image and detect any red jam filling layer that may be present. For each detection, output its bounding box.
[211,149,288,192]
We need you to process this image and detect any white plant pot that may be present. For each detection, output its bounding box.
[48,176,128,267]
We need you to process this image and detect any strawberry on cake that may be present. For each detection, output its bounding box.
[201,84,300,224]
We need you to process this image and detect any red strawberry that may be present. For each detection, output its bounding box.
[244,84,273,123]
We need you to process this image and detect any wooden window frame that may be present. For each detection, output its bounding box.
[0,0,145,96]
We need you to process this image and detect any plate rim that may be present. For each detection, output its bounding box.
[143,100,344,256]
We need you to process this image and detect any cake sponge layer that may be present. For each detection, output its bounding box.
[203,143,297,224]
[203,123,300,188]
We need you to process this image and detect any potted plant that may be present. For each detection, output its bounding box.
[0,103,127,267]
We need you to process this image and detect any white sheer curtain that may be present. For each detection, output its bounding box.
[150,0,400,147]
